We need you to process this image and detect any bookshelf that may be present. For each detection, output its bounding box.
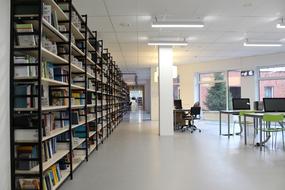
[10,0,129,190]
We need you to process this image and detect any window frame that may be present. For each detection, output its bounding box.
[197,70,242,111]
[198,71,228,111]
[257,65,285,100]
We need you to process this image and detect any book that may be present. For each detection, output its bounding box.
[43,4,52,24]
[16,24,36,47]
[18,178,40,190]
[15,129,38,142]
[51,10,59,29]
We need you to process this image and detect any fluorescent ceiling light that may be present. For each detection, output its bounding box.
[152,21,204,28]
[148,41,188,46]
[277,23,285,28]
[243,42,282,47]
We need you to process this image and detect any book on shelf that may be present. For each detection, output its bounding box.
[54,67,68,83]
[87,92,95,104]
[15,84,38,108]
[18,178,40,190]
[42,35,58,54]
[71,92,84,105]
[43,163,64,190]
[15,129,38,142]
[72,111,79,125]
[15,23,36,47]
[14,55,37,78]
[51,89,68,106]
[43,137,57,162]
[74,125,86,138]
[16,145,38,170]
[41,61,54,80]
[52,10,59,30]
[43,3,52,24]
[42,113,56,137]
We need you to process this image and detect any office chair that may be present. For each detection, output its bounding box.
[181,107,201,133]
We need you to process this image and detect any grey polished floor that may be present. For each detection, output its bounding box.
[61,111,285,190]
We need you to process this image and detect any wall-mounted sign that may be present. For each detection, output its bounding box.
[241,70,254,77]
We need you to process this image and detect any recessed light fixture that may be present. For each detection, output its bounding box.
[243,42,283,47]
[152,21,204,28]
[148,41,188,46]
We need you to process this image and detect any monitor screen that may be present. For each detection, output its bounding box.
[232,98,250,110]
[263,98,285,112]
[174,100,182,109]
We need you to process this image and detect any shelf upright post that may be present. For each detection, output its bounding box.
[10,0,15,189]
[37,1,44,189]
[68,0,73,180]
[82,14,89,161]
[93,31,99,151]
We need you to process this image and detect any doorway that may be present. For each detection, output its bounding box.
[129,85,144,111]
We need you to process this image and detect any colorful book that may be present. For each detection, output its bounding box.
[16,24,36,47]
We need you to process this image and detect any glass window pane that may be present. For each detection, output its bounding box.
[259,79,285,100]
[200,82,227,111]
[260,66,285,78]
[200,72,225,83]
[173,75,180,100]
[228,71,241,110]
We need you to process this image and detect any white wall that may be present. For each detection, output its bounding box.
[178,52,285,120]
[0,0,10,189]
[151,66,159,120]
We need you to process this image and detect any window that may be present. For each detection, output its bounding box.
[264,86,273,98]
[173,75,180,100]
[259,66,285,100]
[199,72,226,111]
[228,71,241,110]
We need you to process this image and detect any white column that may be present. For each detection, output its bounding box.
[158,47,174,136]
[0,0,11,189]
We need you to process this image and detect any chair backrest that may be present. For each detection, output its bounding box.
[191,107,201,118]
[263,114,284,122]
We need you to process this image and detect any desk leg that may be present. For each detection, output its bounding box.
[260,118,263,151]
[244,115,247,145]
[228,114,230,138]
[219,111,222,135]
[222,113,234,137]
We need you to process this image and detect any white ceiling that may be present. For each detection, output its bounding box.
[74,0,285,75]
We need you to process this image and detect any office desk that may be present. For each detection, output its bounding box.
[243,112,285,151]
[219,110,242,137]
[219,110,262,137]
[173,109,190,130]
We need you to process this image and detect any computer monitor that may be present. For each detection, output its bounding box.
[263,98,285,112]
[232,98,250,110]
[174,99,182,109]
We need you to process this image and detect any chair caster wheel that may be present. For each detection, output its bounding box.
[199,130,201,133]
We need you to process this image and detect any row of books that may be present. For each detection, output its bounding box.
[72,92,85,105]
[16,146,38,170]
[42,138,57,162]
[14,84,68,108]
[14,55,37,78]
[42,112,69,137]
[17,163,66,190]
[43,164,63,190]
[43,3,59,30]
[42,61,69,83]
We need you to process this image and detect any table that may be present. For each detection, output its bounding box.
[219,110,243,137]
[243,112,285,151]
[173,109,190,130]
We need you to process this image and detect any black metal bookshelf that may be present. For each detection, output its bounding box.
[10,0,129,189]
